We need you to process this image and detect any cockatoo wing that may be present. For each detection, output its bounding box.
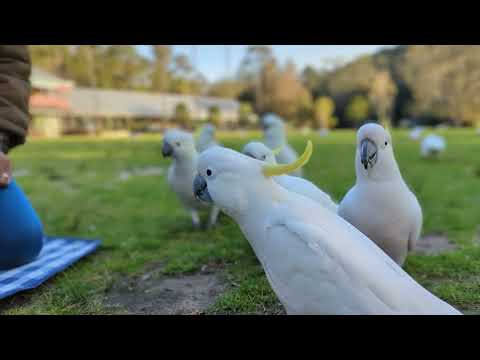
[408,199,423,251]
[260,219,395,314]
[261,215,460,315]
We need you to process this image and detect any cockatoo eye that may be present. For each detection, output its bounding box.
[206,169,213,177]
[176,142,181,147]
[262,155,266,160]
[385,141,388,146]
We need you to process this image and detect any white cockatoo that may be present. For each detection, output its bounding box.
[338,124,422,266]
[196,124,220,153]
[409,126,424,141]
[242,141,338,213]
[192,141,460,315]
[261,113,303,178]
[421,134,446,158]
[338,123,422,266]
[162,129,220,229]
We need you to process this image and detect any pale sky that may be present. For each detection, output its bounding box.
[136,45,395,82]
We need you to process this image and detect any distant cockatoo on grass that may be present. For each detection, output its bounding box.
[162,129,220,229]
[196,124,220,153]
[409,126,424,141]
[338,123,422,266]
[242,141,337,213]
[193,140,460,315]
[421,134,446,158]
[261,113,303,178]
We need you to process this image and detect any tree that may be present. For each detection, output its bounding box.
[30,45,151,90]
[208,79,245,99]
[301,66,325,97]
[166,53,206,95]
[172,102,192,129]
[345,95,370,124]
[238,102,254,127]
[255,59,278,114]
[151,45,171,92]
[237,45,274,83]
[29,45,70,77]
[65,45,99,87]
[369,70,397,128]
[236,45,275,109]
[96,45,148,90]
[313,96,336,129]
[295,102,313,128]
[255,60,312,121]
[172,54,194,77]
[208,106,222,127]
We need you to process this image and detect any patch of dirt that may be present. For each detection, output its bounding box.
[414,234,457,255]
[104,263,227,315]
[38,166,66,182]
[118,166,164,181]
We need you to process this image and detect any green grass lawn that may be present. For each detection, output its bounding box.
[1,128,480,314]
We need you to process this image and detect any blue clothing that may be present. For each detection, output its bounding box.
[0,180,44,270]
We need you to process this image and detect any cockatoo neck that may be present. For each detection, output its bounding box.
[230,177,290,223]
[199,132,211,143]
[265,129,286,148]
[173,149,198,168]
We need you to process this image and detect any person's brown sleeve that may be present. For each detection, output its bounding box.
[0,45,31,152]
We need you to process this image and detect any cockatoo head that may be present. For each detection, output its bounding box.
[241,141,281,164]
[162,129,196,160]
[356,123,398,180]
[261,113,286,141]
[193,141,312,217]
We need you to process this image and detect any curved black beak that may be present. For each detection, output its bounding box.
[360,138,378,170]
[193,174,213,204]
[162,142,173,157]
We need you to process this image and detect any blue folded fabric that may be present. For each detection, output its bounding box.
[0,180,44,269]
[0,236,101,300]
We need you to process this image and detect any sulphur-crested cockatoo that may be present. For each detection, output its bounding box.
[193,141,460,315]
[242,141,338,213]
[196,124,220,153]
[261,113,303,178]
[421,134,446,158]
[409,126,424,141]
[162,129,220,229]
[338,123,422,266]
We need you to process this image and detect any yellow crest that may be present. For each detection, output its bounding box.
[262,140,313,177]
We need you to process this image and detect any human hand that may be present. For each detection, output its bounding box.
[0,151,11,187]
